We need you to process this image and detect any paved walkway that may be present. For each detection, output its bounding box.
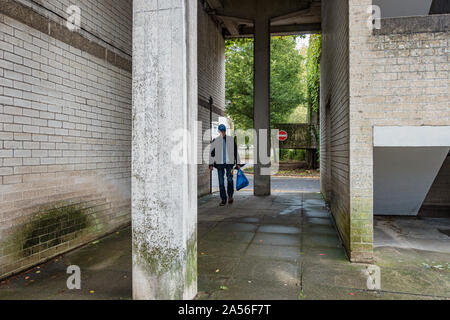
[212,172,320,193]
[199,192,375,300]
[0,189,448,300]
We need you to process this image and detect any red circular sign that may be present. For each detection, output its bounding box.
[278,130,288,141]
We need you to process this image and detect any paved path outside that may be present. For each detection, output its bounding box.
[212,171,320,193]
[197,192,448,300]
[0,188,448,299]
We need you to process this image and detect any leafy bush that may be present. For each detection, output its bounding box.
[280,149,306,161]
[306,34,322,113]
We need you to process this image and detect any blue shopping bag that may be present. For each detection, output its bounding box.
[236,169,249,191]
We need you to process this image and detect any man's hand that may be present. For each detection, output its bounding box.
[209,165,214,171]
[236,165,241,170]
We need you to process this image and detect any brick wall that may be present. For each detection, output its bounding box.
[0,1,132,279]
[197,4,226,197]
[320,0,351,256]
[348,0,450,262]
[17,0,132,56]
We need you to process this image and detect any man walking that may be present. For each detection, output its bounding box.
[209,124,242,206]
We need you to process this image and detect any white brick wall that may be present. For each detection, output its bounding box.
[348,0,450,261]
[320,0,351,255]
[197,5,226,197]
[19,0,132,56]
[0,12,131,278]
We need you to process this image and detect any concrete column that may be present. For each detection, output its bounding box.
[253,16,271,196]
[132,0,197,300]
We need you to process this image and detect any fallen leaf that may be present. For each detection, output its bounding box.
[215,269,220,273]
[36,271,41,274]
[90,290,95,294]
[219,285,229,291]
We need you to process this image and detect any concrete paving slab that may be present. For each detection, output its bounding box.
[302,261,368,290]
[260,215,302,226]
[302,246,349,262]
[303,234,342,249]
[197,275,230,299]
[257,225,301,234]
[211,278,301,300]
[252,233,301,247]
[201,230,255,244]
[213,222,258,233]
[245,244,301,261]
[302,224,337,236]
[303,217,334,226]
[198,255,239,277]
[232,257,301,285]
[303,208,331,218]
[198,241,248,258]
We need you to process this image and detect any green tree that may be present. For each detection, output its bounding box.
[225,36,306,129]
[305,34,322,160]
[306,34,322,114]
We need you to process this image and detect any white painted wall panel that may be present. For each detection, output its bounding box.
[373,147,450,215]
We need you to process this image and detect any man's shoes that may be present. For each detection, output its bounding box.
[228,198,234,204]
[220,200,227,206]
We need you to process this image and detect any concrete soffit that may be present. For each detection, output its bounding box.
[373,126,450,147]
[202,0,322,38]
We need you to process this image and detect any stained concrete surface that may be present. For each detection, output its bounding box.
[212,172,320,193]
[0,187,449,300]
[374,216,450,298]
[197,193,449,300]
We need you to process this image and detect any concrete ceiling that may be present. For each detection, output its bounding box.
[203,0,321,38]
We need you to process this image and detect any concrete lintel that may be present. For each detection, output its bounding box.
[374,126,450,147]
[221,17,241,36]
[228,23,321,38]
[271,8,312,24]
[214,14,253,25]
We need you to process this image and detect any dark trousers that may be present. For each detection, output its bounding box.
[217,165,234,201]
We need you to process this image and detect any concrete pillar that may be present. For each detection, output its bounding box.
[132,0,197,300]
[253,16,271,196]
